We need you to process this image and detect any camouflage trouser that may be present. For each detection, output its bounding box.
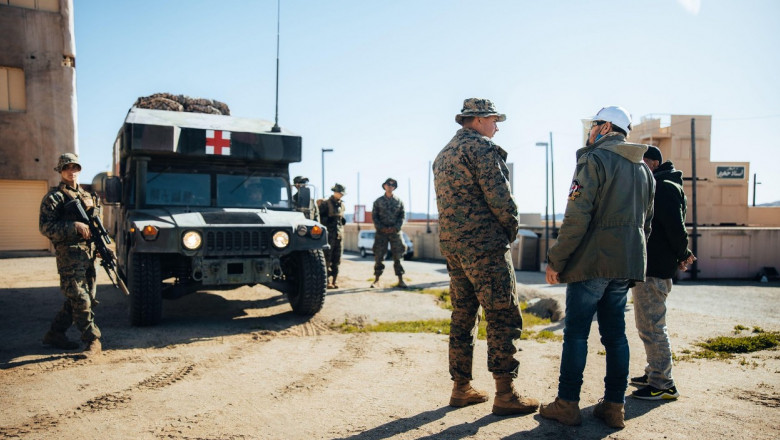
[373,231,406,277]
[324,236,343,278]
[51,246,101,342]
[442,247,522,380]
[632,276,674,389]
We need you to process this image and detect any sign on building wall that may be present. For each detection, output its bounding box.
[716,166,745,179]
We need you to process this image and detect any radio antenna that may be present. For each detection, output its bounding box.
[270,0,282,132]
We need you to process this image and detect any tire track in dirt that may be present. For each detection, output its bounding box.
[0,364,195,438]
[275,332,368,396]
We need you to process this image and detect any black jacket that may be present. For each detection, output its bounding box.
[646,161,692,279]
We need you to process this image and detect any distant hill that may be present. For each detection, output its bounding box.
[758,201,780,207]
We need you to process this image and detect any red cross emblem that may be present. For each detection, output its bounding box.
[206,130,231,155]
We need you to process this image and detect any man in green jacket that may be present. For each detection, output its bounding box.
[630,146,695,401]
[539,106,654,429]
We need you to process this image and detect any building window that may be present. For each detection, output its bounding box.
[0,67,26,112]
[1,0,59,12]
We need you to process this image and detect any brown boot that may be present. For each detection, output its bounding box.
[80,339,102,358]
[397,276,408,288]
[593,399,625,429]
[449,380,489,407]
[539,397,582,426]
[492,376,539,415]
[331,275,339,289]
[42,331,79,350]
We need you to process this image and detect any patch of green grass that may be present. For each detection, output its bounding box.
[698,332,779,354]
[334,319,451,335]
[414,287,453,310]
[677,330,780,361]
[530,330,562,343]
[734,324,749,334]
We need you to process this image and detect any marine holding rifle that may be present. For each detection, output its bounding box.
[39,153,103,357]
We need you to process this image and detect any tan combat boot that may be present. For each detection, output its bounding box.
[492,376,539,415]
[449,380,489,407]
[331,275,339,289]
[397,276,408,288]
[539,397,582,425]
[42,331,79,350]
[593,398,625,429]
[80,339,102,358]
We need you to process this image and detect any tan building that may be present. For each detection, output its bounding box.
[0,0,76,252]
[628,115,780,279]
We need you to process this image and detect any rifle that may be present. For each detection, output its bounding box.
[64,199,130,296]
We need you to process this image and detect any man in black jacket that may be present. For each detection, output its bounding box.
[630,146,696,400]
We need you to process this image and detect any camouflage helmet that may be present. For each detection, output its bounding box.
[293,175,309,185]
[382,177,398,189]
[331,183,346,194]
[455,98,506,125]
[54,153,81,172]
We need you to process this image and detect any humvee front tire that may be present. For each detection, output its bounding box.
[286,250,326,315]
[128,252,163,326]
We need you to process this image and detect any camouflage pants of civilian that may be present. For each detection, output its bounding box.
[324,236,343,278]
[50,247,101,342]
[373,231,406,277]
[442,247,522,380]
[631,276,674,389]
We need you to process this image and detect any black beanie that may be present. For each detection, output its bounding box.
[644,145,663,162]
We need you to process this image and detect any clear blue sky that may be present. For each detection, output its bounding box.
[73,0,780,216]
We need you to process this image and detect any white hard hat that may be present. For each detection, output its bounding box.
[592,106,632,134]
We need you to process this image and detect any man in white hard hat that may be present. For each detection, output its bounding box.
[539,106,655,429]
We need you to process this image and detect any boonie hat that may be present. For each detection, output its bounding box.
[644,146,663,163]
[455,98,507,125]
[293,176,309,184]
[331,183,346,194]
[54,153,81,172]
[382,178,398,189]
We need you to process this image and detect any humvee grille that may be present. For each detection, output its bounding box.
[204,230,269,255]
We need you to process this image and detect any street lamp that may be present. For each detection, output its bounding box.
[536,141,549,261]
[321,148,333,199]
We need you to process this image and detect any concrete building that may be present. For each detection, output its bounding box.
[0,0,76,252]
[628,115,780,279]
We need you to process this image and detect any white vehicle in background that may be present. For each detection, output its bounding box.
[357,230,414,260]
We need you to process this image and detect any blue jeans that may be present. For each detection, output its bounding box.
[558,278,630,404]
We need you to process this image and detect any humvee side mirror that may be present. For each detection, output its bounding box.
[296,186,311,208]
[92,172,122,204]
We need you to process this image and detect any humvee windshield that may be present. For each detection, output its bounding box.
[144,171,290,208]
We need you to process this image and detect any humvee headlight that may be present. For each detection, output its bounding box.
[296,224,308,237]
[310,225,323,239]
[182,231,202,250]
[272,230,290,249]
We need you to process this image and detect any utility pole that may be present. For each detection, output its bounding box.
[536,142,549,261]
[321,148,333,199]
[549,132,556,238]
[408,177,412,221]
[426,161,432,233]
[690,118,699,280]
[753,173,761,206]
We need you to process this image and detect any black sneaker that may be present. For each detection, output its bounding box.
[630,374,648,386]
[631,385,680,400]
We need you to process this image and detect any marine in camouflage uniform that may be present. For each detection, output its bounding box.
[39,153,102,357]
[291,175,319,222]
[370,177,407,288]
[319,183,346,288]
[433,98,538,415]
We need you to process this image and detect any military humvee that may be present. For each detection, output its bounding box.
[92,107,328,326]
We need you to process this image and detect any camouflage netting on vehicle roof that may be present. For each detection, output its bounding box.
[133,93,230,115]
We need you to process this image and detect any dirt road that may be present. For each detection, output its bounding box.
[0,253,778,439]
